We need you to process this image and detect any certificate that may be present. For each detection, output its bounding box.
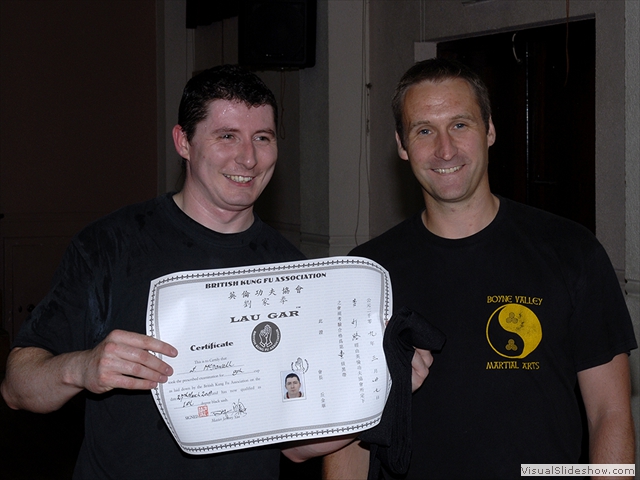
[146,256,392,455]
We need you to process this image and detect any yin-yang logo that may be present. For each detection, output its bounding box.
[486,304,542,359]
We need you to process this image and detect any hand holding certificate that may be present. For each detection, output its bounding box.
[146,256,392,454]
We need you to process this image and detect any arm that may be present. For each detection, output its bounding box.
[0,329,177,413]
[322,439,369,480]
[577,352,635,479]
[281,434,358,463]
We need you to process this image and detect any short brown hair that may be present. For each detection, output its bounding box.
[392,58,492,149]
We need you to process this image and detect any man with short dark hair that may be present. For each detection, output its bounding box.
[0,65,371,479]
[285,373,303,399]
[324,58,637,480]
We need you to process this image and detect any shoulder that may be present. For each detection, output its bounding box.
[70,194,172,259]
[77,194,169,236]
[351,213,422,262]
[497,197,611,279]
[500,197,598,247]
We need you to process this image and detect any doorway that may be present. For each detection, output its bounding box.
[438,19,595,233]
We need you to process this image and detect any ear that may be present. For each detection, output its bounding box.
[395,131,409,161]
[172,125,190,159]
[487,116,496,147]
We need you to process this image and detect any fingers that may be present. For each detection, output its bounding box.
[414,348,434,368]
[108,329,178,358]
[411,348,433,393]
[82,330,178,394]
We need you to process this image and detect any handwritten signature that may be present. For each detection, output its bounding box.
[211,400,247,420]
[189,361,234,373]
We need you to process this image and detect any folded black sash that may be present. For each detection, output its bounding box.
[359,306,446,479]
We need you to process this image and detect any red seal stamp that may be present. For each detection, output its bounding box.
[198,405,209,418]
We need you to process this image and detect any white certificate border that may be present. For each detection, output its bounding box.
[180,414,382,454]
[147,257,391,453]
[147,257,392,338]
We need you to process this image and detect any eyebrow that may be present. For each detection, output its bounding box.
[211,126,276,137]
[449,113,477,123]
[409,113,477,130]
[255,128,276,137]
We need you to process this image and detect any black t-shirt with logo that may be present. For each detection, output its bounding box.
[351,196,636,480]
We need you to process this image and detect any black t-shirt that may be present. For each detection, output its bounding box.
[15,193,306,480]
[351,197,636,480]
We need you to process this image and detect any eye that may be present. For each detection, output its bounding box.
[418,128,431,135]
[220,133,235,140]
[453,123,466,129]
[254,134,274,143]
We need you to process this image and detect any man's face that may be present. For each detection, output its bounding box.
[286,376,301,397]
[179,99,277,218]
[396,78,495,209]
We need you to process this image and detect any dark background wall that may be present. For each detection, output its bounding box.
[0,2,159,478]
[1,0,158,343]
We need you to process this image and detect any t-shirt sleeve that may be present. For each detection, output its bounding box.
[13,237,106,355]
[570,243,637,372]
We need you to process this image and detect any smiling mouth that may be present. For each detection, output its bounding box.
[224,174,253,184]
[433,166,462,174]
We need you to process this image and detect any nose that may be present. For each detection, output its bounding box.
[434,131,457,161]
[235,140,258,169]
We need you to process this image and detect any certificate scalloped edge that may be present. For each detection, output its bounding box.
[146,256,392,454]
